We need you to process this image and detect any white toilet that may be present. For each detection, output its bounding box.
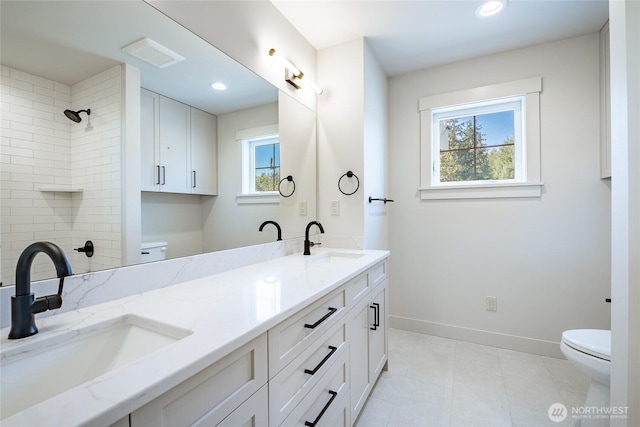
[140,241,168,263]
[560,329,611,427]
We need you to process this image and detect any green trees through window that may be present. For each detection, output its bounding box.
[439,111,515,182]
[254,142,280,192]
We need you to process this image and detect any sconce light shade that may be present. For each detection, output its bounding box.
[269,48,323,95]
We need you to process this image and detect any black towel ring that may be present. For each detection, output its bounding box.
[278,175,295,197]
[338,171,360,196]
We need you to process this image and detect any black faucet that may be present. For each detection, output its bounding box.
[259,220,282,241]
[9,242,72,339]
[304,221,325,255]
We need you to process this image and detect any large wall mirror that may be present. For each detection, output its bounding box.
[0,0,317,286]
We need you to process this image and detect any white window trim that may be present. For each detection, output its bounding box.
[419,77,544,200]
[236,124,280,204]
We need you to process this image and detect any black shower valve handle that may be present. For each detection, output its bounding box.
[74,240,94,257]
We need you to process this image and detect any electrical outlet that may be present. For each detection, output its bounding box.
[486,296,497,312]
[298,201,307,216]
[331,200,340,216]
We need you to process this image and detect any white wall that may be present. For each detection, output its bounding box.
[203,102,279,252]
[69,65,124,275]
[388,34,611,357]
[1,66,73,285]
[317,39,366,248]
[1,65,124,285]
[316,38,389,250]
[363,40,390,250]
[141,192,204,259]
[609,0,640,423]
[278,92,317,237]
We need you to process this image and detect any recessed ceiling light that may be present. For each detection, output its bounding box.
[211,82,226,91]
[477,0,507,17]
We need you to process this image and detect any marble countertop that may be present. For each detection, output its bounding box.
[0,248,389,426]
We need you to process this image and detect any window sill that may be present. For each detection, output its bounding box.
[419,181,544,200]
[236,193,279,204]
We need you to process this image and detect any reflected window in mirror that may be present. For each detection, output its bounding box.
[242,131,280,194]
[253,137,280,192]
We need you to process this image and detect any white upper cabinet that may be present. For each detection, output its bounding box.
[158,95,191,193]
[141,89,217,195]
[140,89,160,192]
[190,107,217,195]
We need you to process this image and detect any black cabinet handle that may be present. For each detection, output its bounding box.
[374,302,380,328]
[155,165,161,185]
[161,166,166,185]
[304,346,338,375]
[304,307,337,329]
[304,390,338,427]
[192,170,196,188]
[370,303,380,331]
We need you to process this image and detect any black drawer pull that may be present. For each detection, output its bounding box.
[370,303,379,331]
[374,302,380,328]
[304,346,338,375]
[304,307,337,329]
[304,390,338,427]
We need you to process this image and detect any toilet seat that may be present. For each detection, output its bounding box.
[562,329,611,361]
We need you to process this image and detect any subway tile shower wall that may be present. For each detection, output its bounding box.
[0,65,124,286]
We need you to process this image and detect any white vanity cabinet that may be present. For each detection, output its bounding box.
[129,334,267,427]
[140,89,217,195]
[119,255,388,427]
[348,260,389,425]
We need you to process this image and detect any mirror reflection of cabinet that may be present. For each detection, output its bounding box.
[141,88,217,195]
[190,108,218,195]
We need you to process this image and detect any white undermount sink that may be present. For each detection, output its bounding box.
[1,314,191,419]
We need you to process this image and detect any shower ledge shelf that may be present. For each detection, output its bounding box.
[39,186,84,193]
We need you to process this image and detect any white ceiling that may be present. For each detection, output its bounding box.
[1,0,609,115]
[0,1,277,115]
[271,0,609,76]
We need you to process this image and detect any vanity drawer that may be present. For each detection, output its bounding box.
[370,259,388,289]
[269,286,347,377]
[345,271,370,308]
[280,347,349,427]
[269,322,347,426]
[217,384,268,427]
[130,334,267,427]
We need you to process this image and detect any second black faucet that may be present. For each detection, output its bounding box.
[304,221,324,255]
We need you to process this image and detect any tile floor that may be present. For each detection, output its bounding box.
[355,328,591,427]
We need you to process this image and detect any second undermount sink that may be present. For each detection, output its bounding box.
[1,314,192,420]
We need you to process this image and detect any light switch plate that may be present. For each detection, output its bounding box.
[331,200,340,216]
[486,296,497,312]
[298,201,307,216]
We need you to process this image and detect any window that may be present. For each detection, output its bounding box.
[420,77,543,199]
[236,124,280,204]
[433,97,523,184]
[243,135,280,193]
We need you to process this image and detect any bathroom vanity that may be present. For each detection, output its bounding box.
[0,249,389,427]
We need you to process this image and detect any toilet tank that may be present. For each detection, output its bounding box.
[140,241,168,263]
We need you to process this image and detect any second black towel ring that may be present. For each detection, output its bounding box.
[278,175,296,197]
[338,171,360,196]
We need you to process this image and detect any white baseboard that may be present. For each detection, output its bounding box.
[389,315,565,359]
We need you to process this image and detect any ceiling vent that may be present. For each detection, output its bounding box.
[121,37,184,68]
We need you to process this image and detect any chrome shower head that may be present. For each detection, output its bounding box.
[64,108,90,123]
